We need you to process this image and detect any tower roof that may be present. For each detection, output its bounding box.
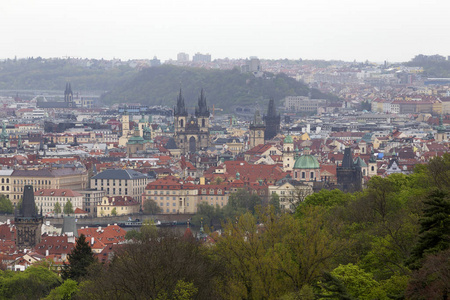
[195,89,210,117]
[18,185,38,218]
[174,89,188,116]
[284,135,293,144]
[341,147,354,169]
[293,154,320,169]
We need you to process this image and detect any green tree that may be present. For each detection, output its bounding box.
[0,265,60,299]
[0,195,13,213]
[63,200,74,215]
[54,202,61,215]
[223,189,259,219]
[191,202,223,230]
[315,272,356,300]
[143,199,161,214]
[77,230,221,299]
[156,280,198,300]
[407,189,450,269]
[125,229,141,241]
[269,193,280,214]
[111,208,117,216]
[329,264,383,300]
[44,279,79,300]
[61,234,96,282]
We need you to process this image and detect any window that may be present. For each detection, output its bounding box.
[302,172,305,179]
[310,172,314,179]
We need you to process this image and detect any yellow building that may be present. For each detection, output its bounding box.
[144,175,198,214]
[226,138,244,155]
[10,168,88,205]
[0,170,13,199]
[268,181,313,212]
[97,196,140,217]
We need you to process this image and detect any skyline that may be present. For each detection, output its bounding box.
[1,0,449,63]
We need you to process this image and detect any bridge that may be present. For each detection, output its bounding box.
[0,214,194,228]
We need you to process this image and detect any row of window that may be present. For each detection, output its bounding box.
[148,189,224,195]
[13,179,52,185]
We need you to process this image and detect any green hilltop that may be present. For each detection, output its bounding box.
[0,58,339,110]
[100,65,338,110]
[0,57,135,91]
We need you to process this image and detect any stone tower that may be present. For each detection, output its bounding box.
[336,148,362,192]
[282,135,294,171]
[15,185,43,250]
[121,113,130,137]
[249,110,265,149]
[64,83,74,108]
[264,99,280,141]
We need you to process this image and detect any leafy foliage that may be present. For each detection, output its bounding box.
[44,279,79,300]
[54,202,61,215]
[62,234,96,282]
[63,200,74,215]
[0,265,60,300]
[143,199,162,214]
[77,229,222,300]
[0,195,13,213]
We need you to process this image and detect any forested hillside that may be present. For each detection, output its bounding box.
[100,65,338,110]
[0,58,339,110]
[406,54,450,78]
[0,58,135,91]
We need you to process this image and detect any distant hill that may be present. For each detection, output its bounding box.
[0,58,136,92]
[0,58,339,110]
[406,54,450,78]
[100,65,339,110]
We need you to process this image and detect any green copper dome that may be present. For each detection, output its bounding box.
[284,135,293,144]
[293,155,320,169]
[127,135,145,145]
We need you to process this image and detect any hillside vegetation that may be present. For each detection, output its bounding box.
[0,58,339,110]
[100,65,338,110]
[0,58,136,91]
[406,54,450,78]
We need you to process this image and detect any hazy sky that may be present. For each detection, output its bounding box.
[1,0,449,62]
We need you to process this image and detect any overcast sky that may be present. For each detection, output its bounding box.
[1,0,449,62]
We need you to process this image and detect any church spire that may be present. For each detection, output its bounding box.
[174,89,187,116]
[195,88,210,117]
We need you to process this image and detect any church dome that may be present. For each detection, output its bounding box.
[293,155,320,169]
[284,135,293,144]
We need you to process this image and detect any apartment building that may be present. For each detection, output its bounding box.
[90,169,148,202]
[10,168,88,204]
[34,189,83,216]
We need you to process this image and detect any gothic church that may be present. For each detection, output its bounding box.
[174,89,210,154]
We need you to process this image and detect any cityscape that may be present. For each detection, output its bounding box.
[0,52,448,298]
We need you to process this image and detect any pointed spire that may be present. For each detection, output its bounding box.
[174,89,187,116]
[195,88,210,117]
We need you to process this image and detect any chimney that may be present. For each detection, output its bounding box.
[46,250,49,257]
[91,237,94,245]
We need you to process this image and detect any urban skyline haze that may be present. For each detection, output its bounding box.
[1,0,449,62]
